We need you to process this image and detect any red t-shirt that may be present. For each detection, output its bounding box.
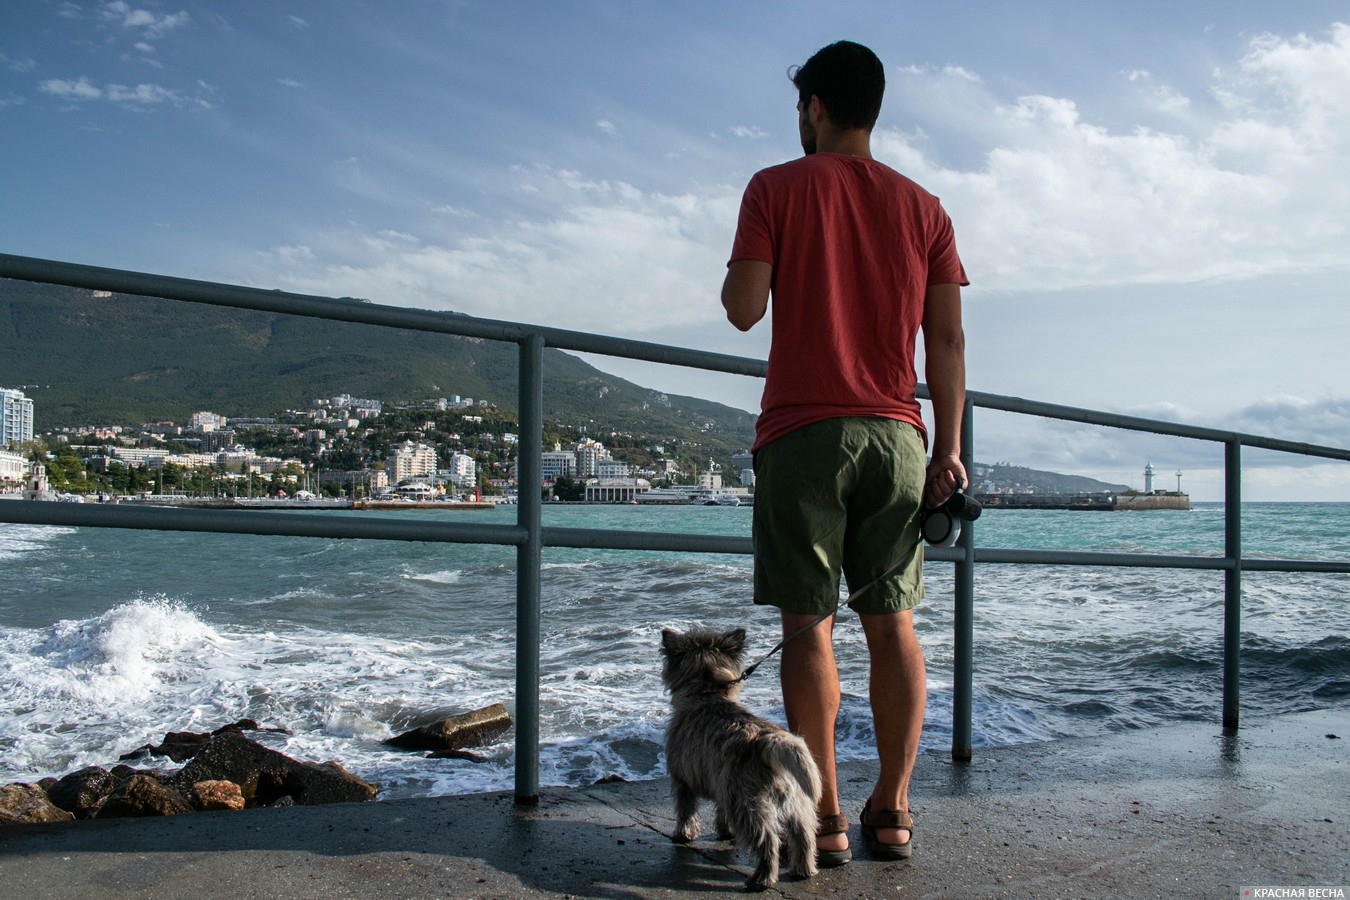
[729,152,968,451]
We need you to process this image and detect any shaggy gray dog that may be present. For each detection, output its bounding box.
[660,626,821,891]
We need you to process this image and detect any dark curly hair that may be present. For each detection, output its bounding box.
[789,40,885,131]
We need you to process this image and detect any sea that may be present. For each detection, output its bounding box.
[1,502,1347,800]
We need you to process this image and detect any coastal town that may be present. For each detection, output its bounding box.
[0,385,753,507]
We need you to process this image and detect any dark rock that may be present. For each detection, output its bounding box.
[170,732,376,806]
[593,774,629,785]
[211,718,290,737]
[110,764,152,780]
[94,774,193,819]
[119,719,291,763]
[120,732,208,763]
[384,703,512,752]
[427,748,490,761]
[0,784,76,824]
[270,795,295,808]
[47,766,118,819]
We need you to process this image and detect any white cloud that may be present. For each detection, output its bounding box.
[99,1,190,39]
[39,76,103,100]
[875,22,1350,294]
[39,75,211,110]
[730,125,768,139]
[279,78,304,89]
[596,119,617,135]
[2,54,37,73]
[106,82,179,105]
[254,168,740,336]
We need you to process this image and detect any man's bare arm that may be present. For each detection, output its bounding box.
[721,260,772,331]
[922,282,967,506]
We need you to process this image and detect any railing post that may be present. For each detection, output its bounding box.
[515,333,544,803]
[1223,439,1242,730]
[952,397,975,762]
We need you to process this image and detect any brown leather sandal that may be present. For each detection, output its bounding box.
[860,798,913,860]
[816,813,852,868]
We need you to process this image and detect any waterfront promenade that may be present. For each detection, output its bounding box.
[1,707,1344,899]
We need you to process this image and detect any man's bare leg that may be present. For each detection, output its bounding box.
[859,609,925,845]
[779,611,846,853]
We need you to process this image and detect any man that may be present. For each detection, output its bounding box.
[721,40,968,865]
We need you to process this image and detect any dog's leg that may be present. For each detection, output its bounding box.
[785,808,818,879]
[714,804,734,841]
[671,778,700,843]
[743,810,781,891]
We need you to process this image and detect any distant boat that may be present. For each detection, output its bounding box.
[687,490,741,506]
[634,487,694,505]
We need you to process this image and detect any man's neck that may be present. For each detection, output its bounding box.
[814,127,872,159]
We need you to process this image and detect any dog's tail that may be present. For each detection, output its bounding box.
[758,731,822,804]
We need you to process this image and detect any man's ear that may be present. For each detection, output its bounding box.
[805,94,826,124]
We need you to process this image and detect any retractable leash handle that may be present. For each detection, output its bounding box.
[920,482,982,548]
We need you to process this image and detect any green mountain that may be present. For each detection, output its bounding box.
[972,462,1128,495]
[0,278,756,461]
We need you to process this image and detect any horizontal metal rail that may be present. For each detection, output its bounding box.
[2,252,1348,797]
[8,498,1349,574]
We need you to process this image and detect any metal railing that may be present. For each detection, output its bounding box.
[3,252,1350,801]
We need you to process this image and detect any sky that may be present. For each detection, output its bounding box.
[2,1,1349,500]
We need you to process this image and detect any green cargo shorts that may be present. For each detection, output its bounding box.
[752,417,926,616]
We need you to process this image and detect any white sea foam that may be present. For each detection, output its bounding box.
[402,569,464,584]
[0,523,77,561]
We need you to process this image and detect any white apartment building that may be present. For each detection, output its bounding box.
[165,452,220,470]
[387,441,437,483]
[446,451,477,488]
[0,449,27,488]
[1,388,35,446]
[188,411,228,431]
[111,447,172,467]
[596,459,632,480]
[539,445,577,481]
[575,438,612,478]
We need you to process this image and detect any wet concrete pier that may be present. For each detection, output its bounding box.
[2,708,1345,899]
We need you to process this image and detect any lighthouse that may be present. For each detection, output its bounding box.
[1143,462,1155,494]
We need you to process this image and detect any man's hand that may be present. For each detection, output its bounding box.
[925,453,967,508]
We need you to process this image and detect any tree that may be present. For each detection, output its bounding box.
[550,475,585,502]
[19,438,48,461]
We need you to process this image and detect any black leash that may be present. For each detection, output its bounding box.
[728,541,920,686]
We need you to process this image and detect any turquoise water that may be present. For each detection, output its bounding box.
[0,502,1346,798]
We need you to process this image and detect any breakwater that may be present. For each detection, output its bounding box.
[975,492,1191,511]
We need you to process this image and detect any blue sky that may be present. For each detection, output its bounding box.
[3,1,1349,500]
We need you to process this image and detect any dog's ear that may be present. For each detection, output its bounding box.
[720,627,747,655]
[660,628,680,655]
